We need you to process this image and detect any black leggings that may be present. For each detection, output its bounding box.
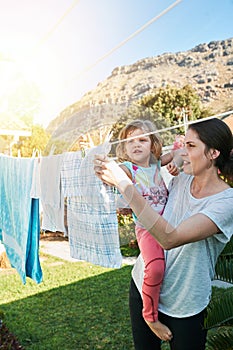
[129,278,207,350]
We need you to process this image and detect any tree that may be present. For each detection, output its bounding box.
[110,85,212,149]
[12,125,50,157]
[141,85,204,120]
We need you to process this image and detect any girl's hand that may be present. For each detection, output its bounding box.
[166,160,180,176]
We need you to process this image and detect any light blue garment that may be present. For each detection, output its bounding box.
[121,161,167,224]
[0,156,42,284]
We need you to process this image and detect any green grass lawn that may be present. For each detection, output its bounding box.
[1,248,232,350]
[0,253,135,350]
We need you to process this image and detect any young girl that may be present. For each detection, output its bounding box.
[116,119,180,341]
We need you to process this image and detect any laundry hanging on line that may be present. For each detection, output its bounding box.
[61,143,122,268]
[0,155,42,284]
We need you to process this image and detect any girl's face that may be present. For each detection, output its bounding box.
[125,128,152,167]
[182,129,212,175]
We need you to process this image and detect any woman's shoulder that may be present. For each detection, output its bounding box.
[213,186,233,200]
[169,172,192,189]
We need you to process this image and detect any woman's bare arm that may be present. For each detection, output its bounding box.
[94,155,219,249]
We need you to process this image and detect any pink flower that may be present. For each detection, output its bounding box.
[172,135,185,150]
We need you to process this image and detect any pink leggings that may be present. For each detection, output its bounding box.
[136,226,165,323]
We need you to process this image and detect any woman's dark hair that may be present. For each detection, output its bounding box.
[189,117,233,181]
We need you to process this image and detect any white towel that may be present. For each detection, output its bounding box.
[40,154,63,208]
[30,158,41,199]
[40,154,65,233]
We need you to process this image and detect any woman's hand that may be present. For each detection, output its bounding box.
[94,155,132,189]
[94,154,112,185]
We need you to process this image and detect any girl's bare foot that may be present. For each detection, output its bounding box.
[145,319,173,341]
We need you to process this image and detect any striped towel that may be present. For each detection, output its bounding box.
[61,151,83,197]
[67,143,122,268]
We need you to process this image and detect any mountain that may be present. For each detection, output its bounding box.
[47,37,233,135]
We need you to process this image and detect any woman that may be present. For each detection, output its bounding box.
[94,118,233,350]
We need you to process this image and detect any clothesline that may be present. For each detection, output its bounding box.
[109,109,233,146]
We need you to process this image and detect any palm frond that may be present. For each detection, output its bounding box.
[205,289,233,329]
[205,326,233,350]
[220,236,233,256]
[215,256,233,283]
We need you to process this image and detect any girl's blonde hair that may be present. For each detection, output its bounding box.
[116,119,163,163]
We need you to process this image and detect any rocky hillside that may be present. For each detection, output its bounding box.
[47,37,233,134]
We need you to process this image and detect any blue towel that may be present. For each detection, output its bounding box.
[0,156,42,284]
[26,199,42,283]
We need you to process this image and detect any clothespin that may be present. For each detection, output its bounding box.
[32,148,42,163]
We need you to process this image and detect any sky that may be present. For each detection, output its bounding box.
[0,0,233,127]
